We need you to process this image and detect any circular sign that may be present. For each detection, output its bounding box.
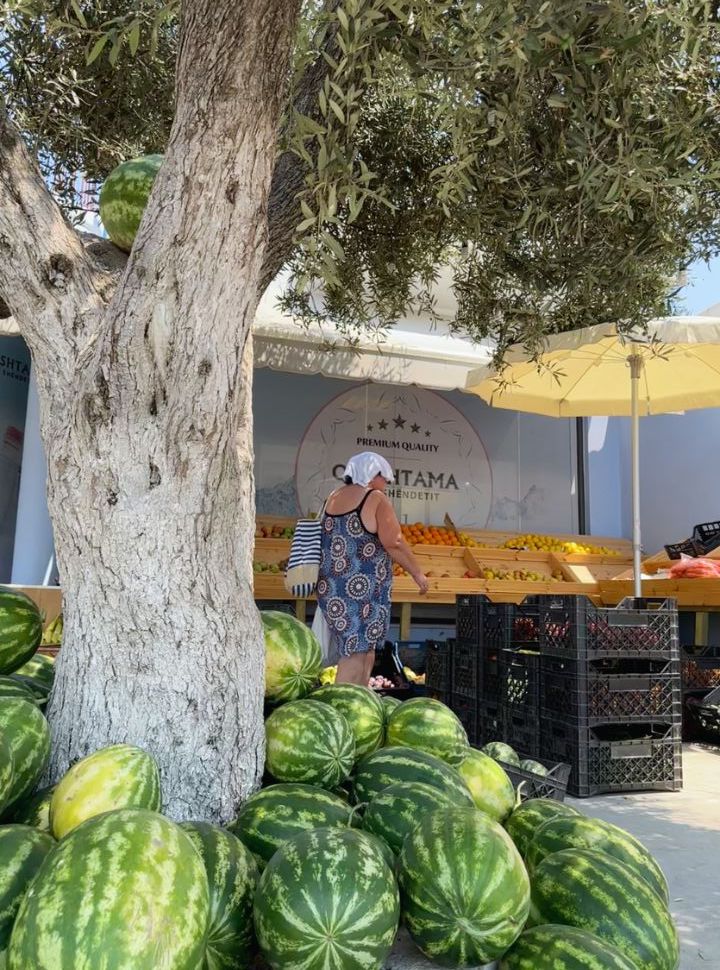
[295,384,492,527]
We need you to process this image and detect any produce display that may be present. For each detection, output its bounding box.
[400,523,479,546]
[668,556,720,579]
[98,154,163,251]
[0,590,678,970]
[503,534,620,556]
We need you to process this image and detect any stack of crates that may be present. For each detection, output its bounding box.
[452,593,683,796]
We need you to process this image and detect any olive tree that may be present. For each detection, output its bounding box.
[1,0,719,819]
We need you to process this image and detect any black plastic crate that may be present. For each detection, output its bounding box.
[477,700,503,747]
[451,639,500,701]
[507,595,581,651]
[692,520,720,555]
[542,718,682,797]
[395,640,430,675]
[541,655,681,724]
[425,641,452,699]
[664,538,702,560]
[448,692,479,746]
[499,755,572,803]
[502,705,541,759]
[681,646,720,691]
[500,649,541,714]
[539,596,678,660]
[456,595,511,648]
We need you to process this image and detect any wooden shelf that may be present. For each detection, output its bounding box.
[598,578,720,608]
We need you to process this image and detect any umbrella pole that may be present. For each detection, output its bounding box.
[630,354,643,599]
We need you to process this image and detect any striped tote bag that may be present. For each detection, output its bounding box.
[284,507,326,598]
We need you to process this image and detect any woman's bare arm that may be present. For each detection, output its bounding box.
[375,496,429,594]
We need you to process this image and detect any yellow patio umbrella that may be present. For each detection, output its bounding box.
[465,318,720,597]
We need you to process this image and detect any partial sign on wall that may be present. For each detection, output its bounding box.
[0,338,30,580]
[295,384,493,526]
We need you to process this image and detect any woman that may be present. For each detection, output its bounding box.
[316,451,429,686]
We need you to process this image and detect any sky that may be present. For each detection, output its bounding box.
[678,257,720,315]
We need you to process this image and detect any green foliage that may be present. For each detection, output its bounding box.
[2,0,720,360]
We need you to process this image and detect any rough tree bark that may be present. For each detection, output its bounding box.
[0,0,302,821]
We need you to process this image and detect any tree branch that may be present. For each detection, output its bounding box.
[261,3,341,291]
[0,105,108,384]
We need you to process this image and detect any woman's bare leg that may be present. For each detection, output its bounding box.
[364,650,376,684]
[336,653,369,685]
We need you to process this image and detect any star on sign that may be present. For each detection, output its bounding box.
[378,419,388,430]
[367,424,374,432]
[425,430,431,437]
[393,415,406,429]
[410,423,421,433]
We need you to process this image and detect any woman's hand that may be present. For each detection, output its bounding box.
[413,572,429,595]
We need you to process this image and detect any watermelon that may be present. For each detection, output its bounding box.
[181,822,258,969]
[0,700,50,808]
[353,746,474,807]
[482,741,521,766]
[457,748,516,822]
[529,848,679,970]
[0,825,54,950]
[526,814,669,903]
[356,828,396,871]
[11,653,54,693]
[0,735,14,816]
[363,780,472,856]
[398,806,530,965]
[50,743,162,838]
[385,698,468,766]
[229,783,353,867]
[520,759,548,776]
[381,695,401,723]
[500,924,640,969]
[8,785,54,833]
[0,678,37,705]
[0,591,42,676]
[254,827,399,970]
[262,611,322,703]
[312,684,384,757]
[8,809,209,969]
[99,154,163,252]
[265,699,355,788]
[505,798,580,858]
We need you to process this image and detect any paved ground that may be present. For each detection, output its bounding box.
[386,743,719,969]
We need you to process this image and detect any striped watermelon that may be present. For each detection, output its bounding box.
[50,743,162,838]
[520,759,548,776]
[265,699,355,787]
[262,611,322,703]
[398,806,530,965]
[254,827,399,970]
[353,746,474,806]
[11,653,54,693]
[312,684,384,757]
[229,783,353,867]
[529,848,679,970]
[458,748,517,822]
[500,925,640,969]
[357,828,396,871]
[385,698,468,766]
[0,825,54,950]
[482,741,521,766]
[381,695,401,722]
[526,814,669,903]
[0,591,42,676]
[99,154,163,252]
[505,798,580,858]
[363,781,473,856]
[0,678,37,705]
[0,735,14,816]
[0,700,50,808]
[181,822,259,969]
[8,809,209,969]
[8,785,54,833]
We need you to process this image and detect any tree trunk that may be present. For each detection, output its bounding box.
[0,0,301,821]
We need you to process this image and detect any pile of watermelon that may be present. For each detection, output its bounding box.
[0,601,680,969]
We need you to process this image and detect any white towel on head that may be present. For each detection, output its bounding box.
[343,451,394,486]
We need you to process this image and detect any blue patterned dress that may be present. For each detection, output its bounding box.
[316,492,392,656]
